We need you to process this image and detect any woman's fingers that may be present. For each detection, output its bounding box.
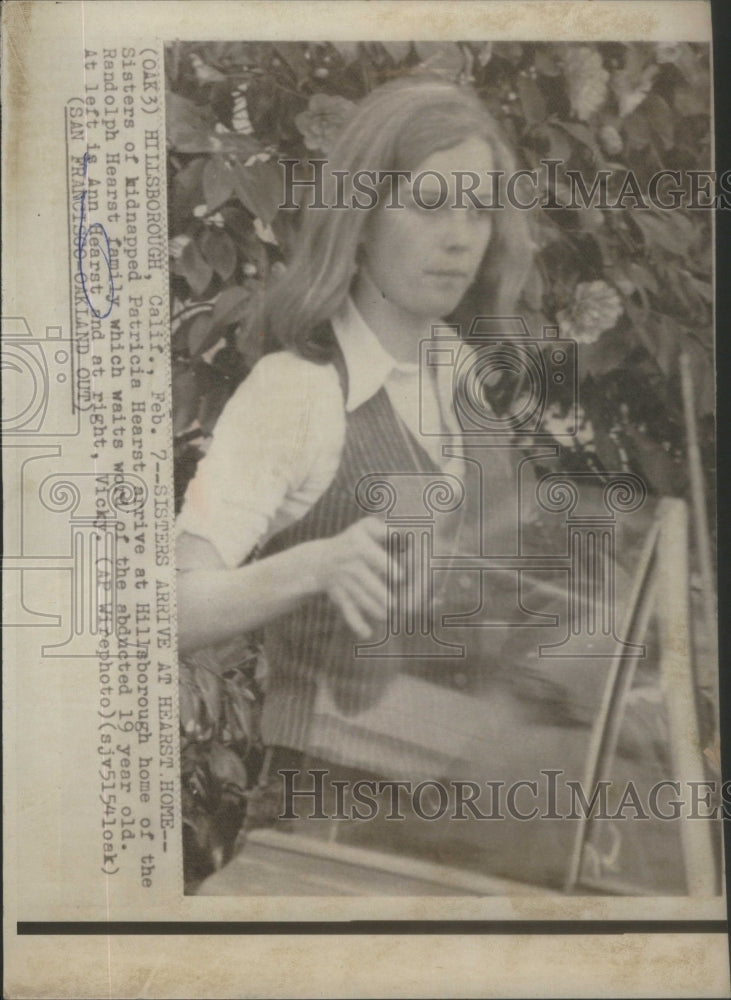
[352,568,390,613]
[358,538,401,583]
[323,518,411,637]
[341,576,388,623]
[331,584,373,639]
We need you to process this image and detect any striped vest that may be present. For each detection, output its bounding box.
[259,345,452,758]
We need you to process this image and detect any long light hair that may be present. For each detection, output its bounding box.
[263,75,535,360]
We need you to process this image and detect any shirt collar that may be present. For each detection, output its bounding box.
[331,296,419,412]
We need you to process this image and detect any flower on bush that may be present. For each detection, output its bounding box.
[557,280,623,344]
[295,93,356,152]
[563,46,609,120]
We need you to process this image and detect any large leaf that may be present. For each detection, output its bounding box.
[678,269,713,305]
[167,91,262,155]
[199,228,237,280]
[634,211,695,258]
[625,261,659,295]
[195,665,222,727]
[185,311,216,356]
[231,158,283,225]
[209,284,255,333]
[233,284,267,366]
[170,158,206,227]
[226,693,253,745]
[203,157,236,211]
[172,362,200,436]
[219,204,255,243]
[166,92,215,151]
[175,237,214,295]
[208,742,248,793]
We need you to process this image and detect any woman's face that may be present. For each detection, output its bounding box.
[359,136,496,320]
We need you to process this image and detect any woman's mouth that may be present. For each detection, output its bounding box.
[424,269,469,280]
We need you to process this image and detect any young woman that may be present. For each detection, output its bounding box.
[176,75,534,811]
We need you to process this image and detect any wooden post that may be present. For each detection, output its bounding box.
[655,497,718,895]
[679,351,718,714]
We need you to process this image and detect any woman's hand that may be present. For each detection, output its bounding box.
[312,516,400,639]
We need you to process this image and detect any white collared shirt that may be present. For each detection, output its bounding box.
[176,297,462,568]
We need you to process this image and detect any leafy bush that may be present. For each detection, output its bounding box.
[179,635,265,884]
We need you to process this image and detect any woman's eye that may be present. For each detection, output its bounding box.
[403,194,492,223]
[405,189,449,211]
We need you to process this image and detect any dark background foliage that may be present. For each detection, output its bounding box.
[166,40,715,882]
